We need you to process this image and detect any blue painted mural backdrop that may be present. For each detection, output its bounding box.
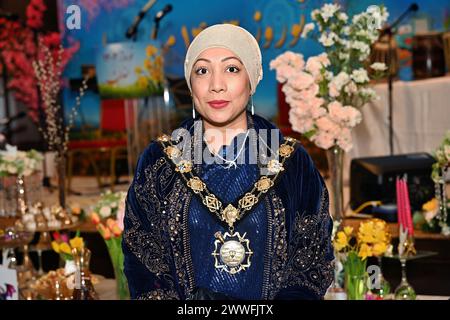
[59,0,450,127]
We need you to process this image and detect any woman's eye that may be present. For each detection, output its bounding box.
[227,66,240,73]
[195,67,208,75]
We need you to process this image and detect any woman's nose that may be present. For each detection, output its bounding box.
[209,72,226,93]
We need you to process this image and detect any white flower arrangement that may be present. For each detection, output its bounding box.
[270,3,389,152]
[0,144,43,177]
[432,130,450,183]
[93,190,127,220]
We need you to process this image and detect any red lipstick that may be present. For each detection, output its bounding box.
[208,100,230,109]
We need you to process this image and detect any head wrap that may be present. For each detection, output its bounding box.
[184,24,263,95]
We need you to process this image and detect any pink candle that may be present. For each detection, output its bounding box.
[402,178,414,236]
[396,177,405,229]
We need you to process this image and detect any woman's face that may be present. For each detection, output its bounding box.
[190,47,251,127]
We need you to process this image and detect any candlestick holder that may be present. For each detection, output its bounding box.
[385,250,437,300]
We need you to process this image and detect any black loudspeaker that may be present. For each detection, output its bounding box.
[350,153,436,213]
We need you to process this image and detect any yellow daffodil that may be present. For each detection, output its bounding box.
[358,221,374,242]
[144,59,153,70]
[69,236,84,249]
[165,35,176,47]
[150,69,163,83]
[254,11,262,22]
[422,198,438,212]
[358,232,375,244]
[334,231,349,251]
[358,243,372,260]
[344,226,353,236]
[146,45,158,57]
[135,66,143,74]
[137,76,148,88]
[59,242,72,255]
[372,242,387,256]
[154,56,163,68]
[358,219,389,244]
[373,228,388,244]
[51,241,60,253]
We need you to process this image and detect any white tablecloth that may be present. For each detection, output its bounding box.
[344,76,450,183]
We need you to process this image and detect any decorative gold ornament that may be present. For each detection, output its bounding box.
[238,193,258,210]
[279,143,294,158]
[175,160,192,173]
[164,146,181,159]
[212,231,253,274]
[187,177,205,193]
[267,159,284,174]
[284,136,297,143]
[203,195,222,212]
[222,204,240,227]
[255,176,274,193]
[157,134,171,142]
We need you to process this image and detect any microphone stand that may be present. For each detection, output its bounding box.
[152,19,161,40]
[382,4,418,155]
[387,27,394,155]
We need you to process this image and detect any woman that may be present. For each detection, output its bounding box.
[123,24,334,300]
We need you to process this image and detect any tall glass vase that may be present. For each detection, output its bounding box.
[326,146,344,223]
[0,172,42,217]
[344,252,368,300]
[105,236,129,300]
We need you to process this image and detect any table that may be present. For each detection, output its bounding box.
[95,278,119,300]
[342,218,449,240]
[95,278,448,300]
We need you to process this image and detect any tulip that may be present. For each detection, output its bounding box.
[91,212,101,225]
[111,224,122,237]
[60,233,69,243]
[69,236,84,249]
[51,241,60,253]
[98,223,111,240]
[106,218,116,230]
[59,242,72,255]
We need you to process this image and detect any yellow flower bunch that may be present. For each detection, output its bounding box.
[146,45,158,57]
[51,231,84,261]
[134,44,164,89]
[333,219,391,260]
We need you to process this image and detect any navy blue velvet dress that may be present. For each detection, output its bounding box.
[122,114,334,300]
